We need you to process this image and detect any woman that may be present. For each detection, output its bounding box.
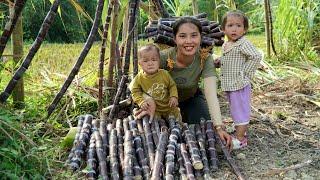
[136,17,231,149]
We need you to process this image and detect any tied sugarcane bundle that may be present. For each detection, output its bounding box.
[66,115,85,165]
[195,124,211,179]
[92,120,109,180]
[143,13,224,49]
[165,123,180,180]
[128,116,150,180]
[69,114,93,171]
[87,135,97,180]
[204,120,219,171]
[67,114,244,179]
[151,128,169,180]
[109,129,120,179]
[182,123,203,170]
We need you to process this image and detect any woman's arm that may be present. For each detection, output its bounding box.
[203,76,232,149]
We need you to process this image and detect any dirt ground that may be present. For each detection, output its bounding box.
[212,78,320,180]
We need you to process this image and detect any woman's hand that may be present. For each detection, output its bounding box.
[168,97,178,107]
[216,128,232,151]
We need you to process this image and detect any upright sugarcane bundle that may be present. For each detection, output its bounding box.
[87,135,97,180]
[109,129,120,180]
[92,120,109,180]
[183,124,203,170]
[151,128,169,180]
[143,13,224,49]
[69,114,93,171]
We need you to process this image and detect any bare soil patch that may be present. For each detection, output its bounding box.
[214,77,319,179]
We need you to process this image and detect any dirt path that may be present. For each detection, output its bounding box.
[213,78,319,179]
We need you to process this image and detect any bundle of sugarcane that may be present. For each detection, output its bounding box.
[143,13,224,48]
[66,114,244,179]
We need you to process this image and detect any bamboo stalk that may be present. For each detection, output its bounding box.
[151,128,169,180]
[109,129,120,179]
[180,143,196,180]
[0,0,60,103]
[0,0,27,59]
[87,135,98,180]
[46,0,104,117]
[98,0,114,115]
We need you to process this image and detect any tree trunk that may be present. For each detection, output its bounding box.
[0,0,27,59]
[10,6,24,108]
[0,0,60,104]
[192,0,199,15]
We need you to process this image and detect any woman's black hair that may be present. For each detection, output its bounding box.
[172,16,202,36]
[221,10,249,31]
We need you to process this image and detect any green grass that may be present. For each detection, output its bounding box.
[0,34,319,178]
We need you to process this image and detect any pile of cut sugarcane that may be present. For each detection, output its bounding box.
[144,13,225,48]
[67,114,245,180]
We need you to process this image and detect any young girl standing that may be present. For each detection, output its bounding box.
[216,10,262,149]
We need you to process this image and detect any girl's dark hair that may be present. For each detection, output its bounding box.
[172,16,202,36]
[221,10,249,31]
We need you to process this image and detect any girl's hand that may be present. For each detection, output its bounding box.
[168,97,178,107]
[214,58,221,68]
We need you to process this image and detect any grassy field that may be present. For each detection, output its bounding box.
[0,34,319,178]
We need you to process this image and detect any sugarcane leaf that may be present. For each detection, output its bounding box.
[308,100,320,107]
[60,127,78,148]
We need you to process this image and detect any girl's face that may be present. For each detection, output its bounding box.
[223,15,246,42]
[174,23,201,57]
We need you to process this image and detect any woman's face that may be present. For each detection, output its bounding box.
[174,23,201,57]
